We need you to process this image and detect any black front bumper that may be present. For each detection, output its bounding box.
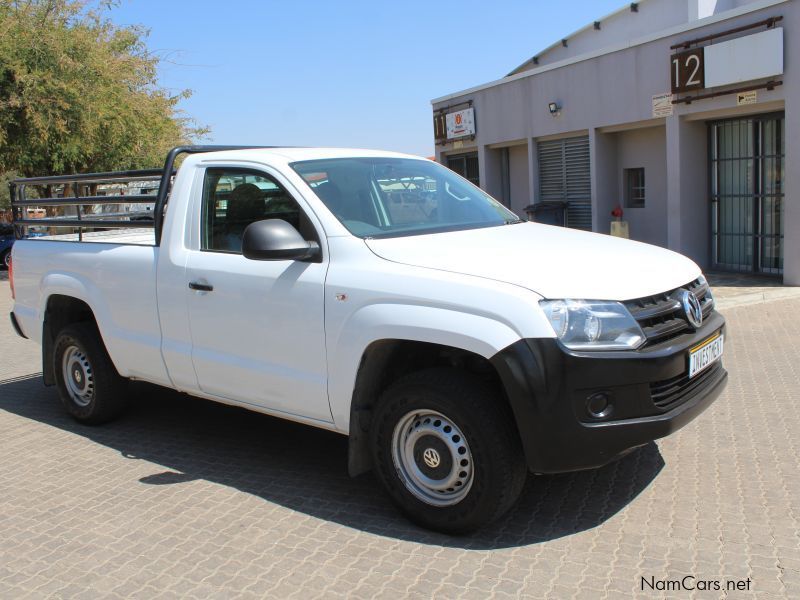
[490,311,727,473]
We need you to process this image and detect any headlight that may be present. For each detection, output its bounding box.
[539,300,645,351]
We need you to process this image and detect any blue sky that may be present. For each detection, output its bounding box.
[110,0,626,157]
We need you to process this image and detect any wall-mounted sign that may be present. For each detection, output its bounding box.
[652,92,674,117]
[670,25,783,100]
[671,49,705,94]
[433,112,447,143]
[446,107,476,140]
[704,27,783,88]
[737,90,758,105]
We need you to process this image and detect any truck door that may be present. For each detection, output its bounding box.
[183,166,332,423]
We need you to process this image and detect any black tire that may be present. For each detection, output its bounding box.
[53,322,128,424]
[1,249,10,270]
[370,368,526,534]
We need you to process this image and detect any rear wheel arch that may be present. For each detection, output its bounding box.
[42,295,99,386]
[346,339,517,477]
[52,321,128,424]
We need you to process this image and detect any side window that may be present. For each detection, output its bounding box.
[201,168,309,253]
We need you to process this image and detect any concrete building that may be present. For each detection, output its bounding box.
[432,0,798,283]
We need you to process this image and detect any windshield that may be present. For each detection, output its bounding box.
[291,157,521,238]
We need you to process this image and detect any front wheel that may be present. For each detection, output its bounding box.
[53,322,128,424]
[1,249,10,270]
[370,369,526,534]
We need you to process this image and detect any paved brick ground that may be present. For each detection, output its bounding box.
[706,272,800,309]
[1,279,798,599]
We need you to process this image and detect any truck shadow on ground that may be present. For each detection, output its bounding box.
[0,374,664,550]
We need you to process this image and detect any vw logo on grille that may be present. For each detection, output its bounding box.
[422,448,441,468]
[680,290,703,328]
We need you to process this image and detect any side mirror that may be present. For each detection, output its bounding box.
[242,219,320,261]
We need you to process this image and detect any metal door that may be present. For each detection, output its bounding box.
[537,136,592,230]
[710,115,784,274]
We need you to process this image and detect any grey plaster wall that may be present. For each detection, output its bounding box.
[435,2,791,141]
[515,0,690,72]
[434,0,797,281]
[783,5,799,283]
[508,145,531,215]
[614,126,669,248]
[512,0,769,76]
[590,129,618,233]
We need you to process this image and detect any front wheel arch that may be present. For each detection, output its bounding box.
[346,339,516,477]
[370,367,526,533]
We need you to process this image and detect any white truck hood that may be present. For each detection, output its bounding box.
[365,222,701,301]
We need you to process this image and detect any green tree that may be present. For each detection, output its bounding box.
[0,0,207,209]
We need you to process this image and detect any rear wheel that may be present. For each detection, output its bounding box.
[53,322,128,424]
[1,249,10,270]
[371,368,526,534]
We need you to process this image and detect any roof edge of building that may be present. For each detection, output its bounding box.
[430,0,788,106]
[505,0,657,78]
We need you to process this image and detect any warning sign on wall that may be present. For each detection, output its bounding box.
[652,93,674,118]
[737,90,758,105]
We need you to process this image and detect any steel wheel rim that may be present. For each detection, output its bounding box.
[61,345,94,407]
[391,409,474,507]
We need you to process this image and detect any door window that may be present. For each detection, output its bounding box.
[201,168,315,253]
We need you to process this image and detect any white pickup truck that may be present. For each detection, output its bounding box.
[8,146,727,533]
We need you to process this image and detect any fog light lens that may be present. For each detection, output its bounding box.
[586,393,613,418]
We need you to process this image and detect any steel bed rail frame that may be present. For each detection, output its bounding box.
[10,145,275,244]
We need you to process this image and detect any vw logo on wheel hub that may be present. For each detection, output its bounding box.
[679,290,703,328]
[422,448,441,468]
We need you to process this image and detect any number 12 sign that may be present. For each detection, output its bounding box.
[671,48,705,94]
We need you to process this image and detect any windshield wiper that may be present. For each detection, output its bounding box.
[504,218,524,225]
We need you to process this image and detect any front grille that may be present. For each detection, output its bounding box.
[650,362,722,411]
[625,278,714,347]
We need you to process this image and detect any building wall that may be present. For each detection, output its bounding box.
[511,0,769,75]
[613,126,669,248]
[783,3,800,284]
[514,1,691,73]
[508,144,531,215]
[434,0,797,281]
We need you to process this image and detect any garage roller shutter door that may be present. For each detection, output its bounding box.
[537,136,592,230]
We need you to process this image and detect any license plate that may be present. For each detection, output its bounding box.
[689,333,724,378]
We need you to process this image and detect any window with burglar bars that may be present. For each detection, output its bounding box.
[710,114,784,275]
[446,152,480,187]
[625,168,646,208]
[537,136,592,230]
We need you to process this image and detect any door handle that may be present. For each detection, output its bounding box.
[189,282,214,292]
